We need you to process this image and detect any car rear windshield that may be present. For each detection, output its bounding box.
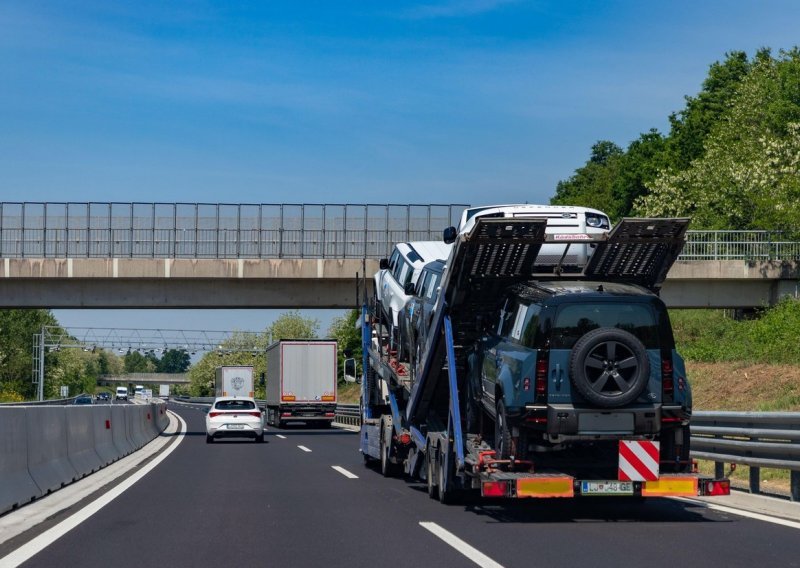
[551,302,660,349]
[214,400,256,411]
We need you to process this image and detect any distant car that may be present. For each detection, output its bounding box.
[399,259,445,373]
[205,397,264,443]
[96,392,111,402]
[73,395,94,405]
[115,386,128,401]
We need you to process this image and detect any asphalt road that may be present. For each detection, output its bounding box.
[13,404,800,568]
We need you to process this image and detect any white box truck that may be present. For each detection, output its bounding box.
[215,366,255,398]
[265,340,337,428]
[159,384,170,399]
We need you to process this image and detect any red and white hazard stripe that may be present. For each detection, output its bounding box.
[618,440,660,481]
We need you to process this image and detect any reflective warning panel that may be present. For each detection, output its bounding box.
[584,218,690,290]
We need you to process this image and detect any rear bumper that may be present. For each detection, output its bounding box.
[275,404,336,421]
[539,403,661,440]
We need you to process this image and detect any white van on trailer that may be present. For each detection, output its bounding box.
[265,340,338,429]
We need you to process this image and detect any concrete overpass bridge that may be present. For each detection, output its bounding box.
[0,202,799,309]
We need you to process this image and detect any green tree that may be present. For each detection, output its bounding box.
[328,309,362,382]
[637,50,800,229]
[265,310,319,341]
[0,309,58,400]
[124,351,156,373]
[157,349,191,373]
[551,141,623,216]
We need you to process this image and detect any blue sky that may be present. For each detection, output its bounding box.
[2,0,799,337]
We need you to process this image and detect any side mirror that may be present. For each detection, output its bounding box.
[404,281,416,295]
[379,258,390,270]
[443,226,457,244]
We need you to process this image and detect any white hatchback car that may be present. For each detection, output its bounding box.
[205,397,264,443]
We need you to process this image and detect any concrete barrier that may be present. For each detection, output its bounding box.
[110,404,134,456]
[26,407,78,494]
[65,406,104,478]
[0,407,41,514]
[90,404,118,467]
[1,403,169,513]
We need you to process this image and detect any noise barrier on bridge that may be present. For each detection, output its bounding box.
[0,407,42,514]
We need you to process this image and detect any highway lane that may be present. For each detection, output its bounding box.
[16,403,800,568]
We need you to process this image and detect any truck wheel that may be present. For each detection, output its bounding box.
[437,443,460,505]
[426,443,438,499]
[380,426,396,477]
[495,399,512,460]
[569,328,650,408]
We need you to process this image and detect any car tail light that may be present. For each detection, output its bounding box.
[481,480,508,498]
[209,411,222,418]
[247,411,261,418]
[661,354,674,402]
[535,353,548,402]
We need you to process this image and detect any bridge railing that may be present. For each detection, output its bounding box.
[4,203,800,261]
[0,202,469,260]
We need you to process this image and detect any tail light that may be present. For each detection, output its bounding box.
[535,353,548,402]
[281,412,292,417]
[701,479,730,496]
[398,432,412,445]
[481,480,509,497]
[661,354,674,402]
[324,412,336,417]
[247,411,262,418]
[209,411,222,418]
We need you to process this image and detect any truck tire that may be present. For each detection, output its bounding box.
[426,443,438,499]
[380,422,399,477]
[437,442,461,505]
[494,399,512,460]
[569,328,650,408]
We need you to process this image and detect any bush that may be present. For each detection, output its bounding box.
[670,298,800,364]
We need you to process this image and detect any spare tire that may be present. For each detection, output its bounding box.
[569,327,650,408]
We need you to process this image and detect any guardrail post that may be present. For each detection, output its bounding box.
[749,466,760,494]
[791,471,799,501]
[714,461,724,479]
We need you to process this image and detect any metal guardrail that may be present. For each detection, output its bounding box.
[3,202,800,261]
[691,411,800,501]
[0,202,468,260]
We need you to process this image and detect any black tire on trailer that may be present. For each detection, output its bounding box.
[426,442,438,499]
[569,327,650,408]
[494,398,512,460]
[380,421,397,477]
[437,442,461,505]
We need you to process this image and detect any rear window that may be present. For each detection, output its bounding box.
[215,400,256,411]
[551,302,660,349]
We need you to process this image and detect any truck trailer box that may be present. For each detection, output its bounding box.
[265,340,337,428]
[215,366,254,398]
[159,384,170,399]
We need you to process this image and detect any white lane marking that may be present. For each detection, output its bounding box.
[674,497,800,530]
[298,445,312,452]
[419,522,505,568]
[276,434,287,439]
[332,466,359,479]
[0,413,187,568]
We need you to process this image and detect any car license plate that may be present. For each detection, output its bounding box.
[581,481,634,495]
[228,424,244,430]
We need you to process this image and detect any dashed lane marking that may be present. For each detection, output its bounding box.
[419,522,504,568]
[276,434,287,439]
[332,466,359,479]
[298,445,312,452]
